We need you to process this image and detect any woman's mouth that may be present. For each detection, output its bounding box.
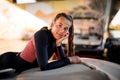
[57,33,63,38]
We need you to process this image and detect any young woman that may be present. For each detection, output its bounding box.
[0,13,81,73]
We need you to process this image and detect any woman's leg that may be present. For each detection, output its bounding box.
[0,52,38,73]
[0,52,18,70]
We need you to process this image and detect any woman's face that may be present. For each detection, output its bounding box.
[51,17,71,40]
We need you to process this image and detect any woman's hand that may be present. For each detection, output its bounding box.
[56,32,69,46]
[68,56,81,64]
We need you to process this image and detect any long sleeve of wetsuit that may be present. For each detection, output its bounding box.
[34,28,70,71]
[55,45,66,59]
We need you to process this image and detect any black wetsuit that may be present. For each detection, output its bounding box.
[0,27,70,73]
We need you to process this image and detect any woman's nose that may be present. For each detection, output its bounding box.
[59,28,66,33]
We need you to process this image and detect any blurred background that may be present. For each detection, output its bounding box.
[0,0,120,64]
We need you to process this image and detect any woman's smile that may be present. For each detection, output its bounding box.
[56,32,63,39]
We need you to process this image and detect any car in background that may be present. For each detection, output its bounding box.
[62,5,105,59]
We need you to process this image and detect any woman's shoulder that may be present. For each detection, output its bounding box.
[40,26,49,31]
[34,26,50,36]
[36,26,49,33]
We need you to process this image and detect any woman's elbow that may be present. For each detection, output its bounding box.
[40,65,47,71]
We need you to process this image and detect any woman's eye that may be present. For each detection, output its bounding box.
[64,27,68,31]
[58,24,62,28]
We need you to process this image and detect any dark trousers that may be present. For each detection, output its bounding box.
[0,52,38,73]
